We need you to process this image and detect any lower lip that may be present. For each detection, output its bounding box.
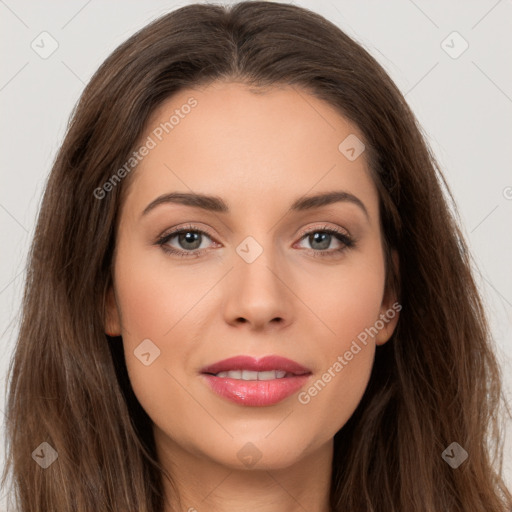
[201,374,311,406]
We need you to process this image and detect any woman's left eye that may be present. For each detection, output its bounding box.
[156,224,355,258]
[295,226,355,256]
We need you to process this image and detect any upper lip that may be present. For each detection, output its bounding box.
[201,355,311,376]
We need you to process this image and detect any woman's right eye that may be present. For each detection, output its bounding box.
[156,225,216,258]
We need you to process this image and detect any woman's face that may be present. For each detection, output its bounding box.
[106,80,399,471]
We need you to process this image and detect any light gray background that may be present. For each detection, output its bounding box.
[1,0,511,508]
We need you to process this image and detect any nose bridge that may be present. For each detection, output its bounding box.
[235,231,285,297]
[224,231,293,328]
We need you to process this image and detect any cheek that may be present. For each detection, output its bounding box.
[116,272,173,336]
[112,244,209,424]
[114,261,195,438]
[299,295,379,438]
[113,240,205,338]
[298,248,385,427]
[312,247,386,347]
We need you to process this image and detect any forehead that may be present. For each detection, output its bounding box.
[121,81,379,223]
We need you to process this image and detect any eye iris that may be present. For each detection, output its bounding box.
[179,231,201,250]
[310,232,331,250]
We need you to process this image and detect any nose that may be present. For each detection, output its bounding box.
[223,242,295,331]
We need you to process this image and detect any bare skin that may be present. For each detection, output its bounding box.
[105,80,399,512]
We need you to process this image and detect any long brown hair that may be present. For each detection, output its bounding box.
[2,2,511,510]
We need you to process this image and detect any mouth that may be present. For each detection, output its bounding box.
[200,355,312,406]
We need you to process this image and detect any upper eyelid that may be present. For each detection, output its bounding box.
[158,224,216,242]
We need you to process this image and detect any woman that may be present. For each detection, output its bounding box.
[2,1,511,511]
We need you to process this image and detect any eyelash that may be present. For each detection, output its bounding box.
[155,223,355,259]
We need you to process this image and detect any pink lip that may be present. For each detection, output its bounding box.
[200,355,311,375]
[200,355,312,407]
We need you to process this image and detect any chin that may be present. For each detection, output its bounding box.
[201,433,315,471]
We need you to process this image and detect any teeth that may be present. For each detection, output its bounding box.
[215,370,288,380]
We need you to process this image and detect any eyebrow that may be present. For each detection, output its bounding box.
[141,190,369,220]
